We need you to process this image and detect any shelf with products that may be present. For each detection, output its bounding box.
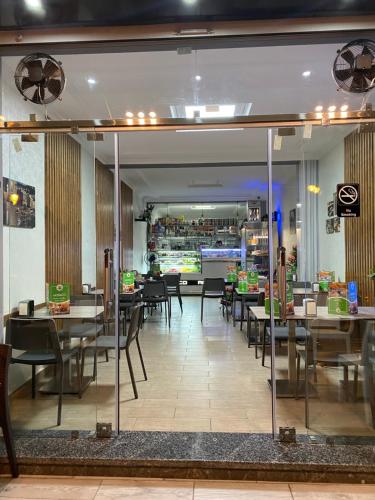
[156,250,201,274]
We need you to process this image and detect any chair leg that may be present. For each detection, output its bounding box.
[167,300,171,329]
[262,321,267,367]
[57,362,64,426]
[343,365,349,402]
[1,422,18,477]
[178,292,183,313]
[105,350,109,362]
[125,349,138,399]
[296,353,301,399]
[226,303,229,322]
[75,352,82,399]
[31,365,36,399]
[240,299,244,331]
[247,312,251,348]
[305,350,309,429]
[136,337,147,380]
[201,297,204,322]
[353,365,359,401]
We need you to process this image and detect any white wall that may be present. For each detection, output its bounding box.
[80,143,97,286]
[318,141,345,281]
[2,82,46,319]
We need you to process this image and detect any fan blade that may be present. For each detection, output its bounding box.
[335,68,352,82]
[31,88,41,104]
[341,48,355,66]
[21,77,35,90]
[350,72,369,92]
[364,66,375,84]
[25,59,43,82]
[47,78,62,98]
[39,86,45,102]
[361,45,373,56]
[43,59,59,79]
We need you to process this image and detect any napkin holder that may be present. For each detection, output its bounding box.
[311,282,320,293]
[303,298,317,316]
[82,283,91,294]
[18,300,34,317]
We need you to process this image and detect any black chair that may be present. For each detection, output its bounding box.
[81,304,147,399]
[201,278,226,322]
[262,325,308,367]
[0,344,18,477]
[247,291,265,351]
[61,294,105,339]
[6,318,81,426]
[293,281,312,289]
[142,280,171,328]
[163,273,183,313]
[221,284,234,322]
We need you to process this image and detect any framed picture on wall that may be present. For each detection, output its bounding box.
[333,217,341,233]
[289,209,296,234]
[327,200,335,217]
[326,218,334,234]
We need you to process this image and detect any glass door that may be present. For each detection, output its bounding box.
[270,121,375,440]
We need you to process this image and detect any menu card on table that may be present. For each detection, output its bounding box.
[328,282,358,315]
[122,271,135,293]
[47,283,70,314]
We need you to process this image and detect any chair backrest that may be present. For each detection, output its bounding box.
[126,305,142,346]
[70,294,104,307]
[202,278,225,294]
[257,291,265,306]
[293,281,311,289]
[163,273,181,288]
[6,318,61,358]
[142,280,168,299]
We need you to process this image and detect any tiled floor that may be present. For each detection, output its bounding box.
[9,297,375,435]
[1,477,375,499]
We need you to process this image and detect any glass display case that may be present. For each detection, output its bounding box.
[157,250,201,273]
[201,248,242,261]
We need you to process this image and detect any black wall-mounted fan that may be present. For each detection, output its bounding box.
[333,39,375,93]
[14,53,66,104]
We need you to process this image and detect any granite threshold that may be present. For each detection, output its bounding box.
[1,430,375,483]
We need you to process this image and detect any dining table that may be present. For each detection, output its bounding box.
[248,305,375,398]
[34,305,105,395]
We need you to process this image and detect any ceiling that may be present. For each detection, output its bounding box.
[2,0,374,29]
[2,41,370,201]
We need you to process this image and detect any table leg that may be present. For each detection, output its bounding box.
[232,292,237,327]
[288,319,297,386]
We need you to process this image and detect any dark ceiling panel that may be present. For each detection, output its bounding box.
[1,0,375,30]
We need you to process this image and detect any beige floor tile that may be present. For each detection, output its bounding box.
[290,483,375,499]
[95,479,193,499]
[0,477,100,499]
[193,481,292,499]
[175,407,248,418]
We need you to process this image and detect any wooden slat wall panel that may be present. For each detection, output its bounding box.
[95,160,114,289]
[121,181,134,270]
[45,134,82,295]
[345,130,375,305]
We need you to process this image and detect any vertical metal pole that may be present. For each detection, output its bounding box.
[114,133,121,435]
[267,128,277,438]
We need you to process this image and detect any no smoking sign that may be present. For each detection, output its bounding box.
[336,183,360,217]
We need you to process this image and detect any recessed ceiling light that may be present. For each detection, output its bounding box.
[340,104,349,112]
[87,78,96,85]
[24,0,44,14]
[302,70,311,77]
[183,0,197,5]
[149,111,157,118]
[138,112,145,118]
[315,105,323,112]
[195,75,202,81]
[125,111,134,118]
[296,203,302,208]
[328,105,336,112]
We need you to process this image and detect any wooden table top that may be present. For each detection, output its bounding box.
[249,306,375,321]
[235,288,319,296]
[34,305,104,320]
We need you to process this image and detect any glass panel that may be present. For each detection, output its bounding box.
[270,121,375,440]
[5,131,103,432]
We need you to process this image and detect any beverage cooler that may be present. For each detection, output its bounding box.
[156,250,202,280]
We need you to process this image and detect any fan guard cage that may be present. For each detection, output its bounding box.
[333,39,375,94]
[14,53,66,105]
